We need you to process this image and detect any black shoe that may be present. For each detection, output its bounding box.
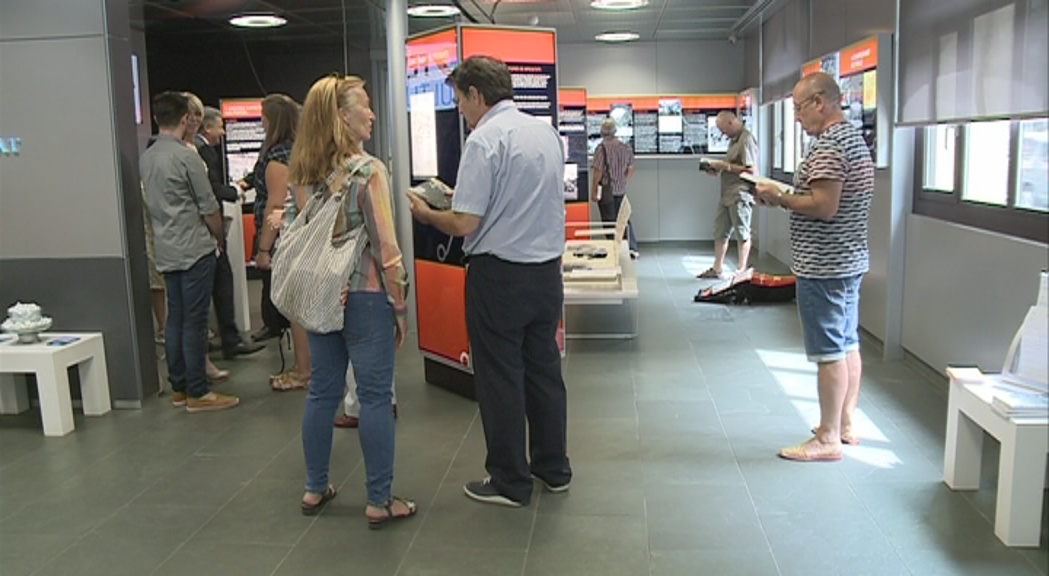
[223,340,265,360]
[532,475,571,494]
[463,478,525,508]
[251,326,281,342]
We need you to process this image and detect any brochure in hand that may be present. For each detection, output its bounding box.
[410,178,454,211]
[740,172,796,195]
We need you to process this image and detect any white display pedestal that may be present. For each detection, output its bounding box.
[224,200,251,333]
[943,377,1048,547]
[0,332,112,437]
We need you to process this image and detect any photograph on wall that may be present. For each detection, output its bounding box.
[634,109,658,154]
[564,163,579,201]
[409,91,439,178]
[682,111,708,154]
[587,112,606,155]
[609,103,634,148]
[706,115,731,153]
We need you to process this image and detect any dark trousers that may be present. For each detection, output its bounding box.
[212,251,240,350]
[164,254,216,398]
[465,255,572,504]
[256,227,289,332]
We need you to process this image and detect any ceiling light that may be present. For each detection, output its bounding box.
[407,5,462,17]
[595,31,640,43]
[229,14,287,28]
[591,0,649,10]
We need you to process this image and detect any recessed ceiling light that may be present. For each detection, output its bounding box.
[591,0,649,10]
[229,14,287,28]
[595,31,641,43]
[407,5,462,17]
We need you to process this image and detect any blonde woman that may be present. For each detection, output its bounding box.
[288,74,414,526]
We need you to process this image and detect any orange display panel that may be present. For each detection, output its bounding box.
[242,214,255,263]
[414,260,470,367]
[560,87,587,107]
[460,27,557,64]
[839,37,879,76]
[564,202,591,241]
[407,28,458,73]
[801,60,823,78]
[221,99,262,119]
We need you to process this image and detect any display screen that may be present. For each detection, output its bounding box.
[221,99,265,205]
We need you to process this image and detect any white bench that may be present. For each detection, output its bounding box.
[0,332,111,436]
[943,375,1048,547]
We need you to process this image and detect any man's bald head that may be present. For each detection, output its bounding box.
[792,71,843,135]
[795,72,841,106]
[715,110,743,137]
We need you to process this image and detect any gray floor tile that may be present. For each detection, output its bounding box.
[524,515,648,576]
[0,533,78,576]
[895,546,1046,576]
[193,479,315,545]
[32,532,176,576]
[649,549,780,576]
[151,538,291,576]
[398,547,527,576]
[645,483,767,551]
[410,484,536,550]
[535,460,646,517]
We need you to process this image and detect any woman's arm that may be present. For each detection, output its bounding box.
[359,163,407,318]
[254,160,289,269]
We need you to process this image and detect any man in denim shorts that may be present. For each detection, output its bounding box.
[754,72,874,461]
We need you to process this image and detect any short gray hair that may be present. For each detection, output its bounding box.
[202,106,222,128]
[600,117,617,137]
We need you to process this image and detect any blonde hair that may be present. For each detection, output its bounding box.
[183,92,204,115]
[289,75,367,186]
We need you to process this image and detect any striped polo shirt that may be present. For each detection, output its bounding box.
[593,137,634,197]
[789,121,874,279]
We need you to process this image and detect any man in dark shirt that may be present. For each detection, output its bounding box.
[196,106,263,359]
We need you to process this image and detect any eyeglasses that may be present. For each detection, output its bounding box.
[793,91,823,113]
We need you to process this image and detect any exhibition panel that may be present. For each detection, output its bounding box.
[800,35,893,167]
[586,94,739,157]
[406,25,560,398]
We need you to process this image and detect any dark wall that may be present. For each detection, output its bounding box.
[144,37,371,108]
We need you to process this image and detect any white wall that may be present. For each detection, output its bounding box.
[558,39,746,241]
[902,216,1048,372]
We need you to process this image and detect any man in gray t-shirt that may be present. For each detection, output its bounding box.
[140,91,237,413]
[698,111,759,279]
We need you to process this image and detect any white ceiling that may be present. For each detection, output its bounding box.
[135,0,757,47]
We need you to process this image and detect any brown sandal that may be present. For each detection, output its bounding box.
[270,371,309,392]
[366,496,417,530]
[301,485,337,516]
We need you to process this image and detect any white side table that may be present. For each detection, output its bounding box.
[943,376,1049,547]
[0,332,111,436]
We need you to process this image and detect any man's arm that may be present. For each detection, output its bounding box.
[407,194,481,237]
[185,154,224,248]
[755,178,842,220]
[197,144,238,202]
[203,210,225,250]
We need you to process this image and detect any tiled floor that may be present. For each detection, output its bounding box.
[0,243,1046,576]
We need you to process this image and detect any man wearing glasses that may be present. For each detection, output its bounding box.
[754,72,874,461]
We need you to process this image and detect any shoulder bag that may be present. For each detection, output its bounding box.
[270,156,371,333]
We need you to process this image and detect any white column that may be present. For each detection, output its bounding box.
[386,0,416,333]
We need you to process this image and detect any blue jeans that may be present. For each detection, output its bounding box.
[796,274,863,363]
[164,253,216,398]
[303,292,396,506]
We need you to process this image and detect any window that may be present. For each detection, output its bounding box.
[783,100,796,173]
[914,117,1049,243]
[773,101,783,170]
[1017,118,1048,212]
[963,121,1010,206]
[923,125,956,192]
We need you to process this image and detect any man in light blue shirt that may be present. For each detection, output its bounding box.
[408,55,571,508]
